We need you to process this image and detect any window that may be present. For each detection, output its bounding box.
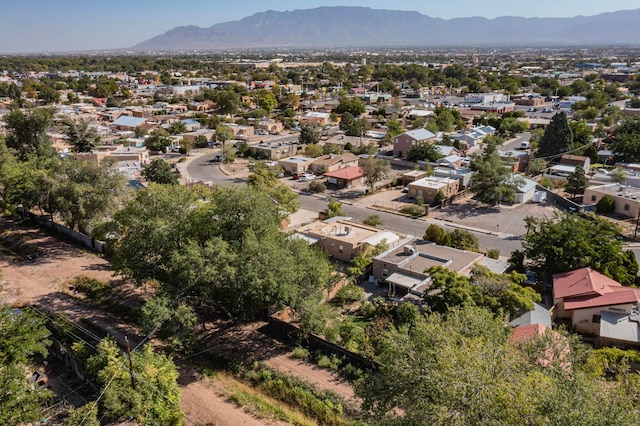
[382,268,389,278]
[624,204,630,211]
[591,195,596,202]
[592,314,601,324]
[338,245,344,254]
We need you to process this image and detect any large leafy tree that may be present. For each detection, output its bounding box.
[360,157,390,193]
[142,159,178,185]
[0,306,53,425]
[247,165,299,216]
[470,138,523,205]
[335,96,365,116]
[86,338,183,426]
[144,128,171,153]
[3,107,54,159]
[406,141,442,162]
[521,212,638,284]
[357,304,640,425]
[536,112,573,158]
[108,184,331,321]
[611,118,640,162]
[298,124,320,145]
[52,158,129,234]
[60,117,101,153]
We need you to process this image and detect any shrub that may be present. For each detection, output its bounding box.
[596,194,615,213]
[317,355,332,369]
[177,157,187,163]
[291,347,309,360]
[307,180,326,193]
[487,249,500,259]
[334,283,364,305]
[539,177,554,189]
[400,204,425,217]
[362,214,382,227]
[68,275,112,300]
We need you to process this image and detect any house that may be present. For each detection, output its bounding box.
[559,154,590,173]
[508,175,537,204]
[112,115,146,131]
[435,145,460,157]
[436,155,464,169]
[372,239,508,299]
[401,170,429,186]
[433,167,474,188]
[277,156,315,176]
[299,111,330,126]
[253,119,284,134]
[323,166,365,189]
[552,267,640,336]
[77,145,150,166]
[296,218,402,262]
[393,128,436,159]
[450,125,496,148]
[253,141,302,160]
[584,184,640,218]
[323,133,375,150]
[309,153,359,175]
[406,176,459,204]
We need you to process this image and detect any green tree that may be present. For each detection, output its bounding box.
[0,306,53,425]
[87,338,184,426]
[303,143,323,158]
[406,141,442,163]
[215,124,233,144]
[335,96,366,116]
[325,197,345,218]
[596,194,615,213]
[60,117,101,153]
[423,224,451,246]
[63,403,100,426]
[363,214,382,227]
[536,112,573,158]
[339,112,370,136]
[360,157,390,193]
[570,120,593,149]
[299,124,320,145]
[4,107,54,159]
[142,159,178,185]
[470,139,523,205]
[52,158,129,234]
[38,84,60,104]
[448,229,479,251]
[247,165,300,216]
[565,165,588,198]
[522,212,638,284]
[214,89,240,115]
[357,304,640,425]
[167,121,187,135]
[255,89,277,112]
[144,128,171,152]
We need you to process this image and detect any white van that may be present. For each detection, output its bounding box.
[520,141,530,150]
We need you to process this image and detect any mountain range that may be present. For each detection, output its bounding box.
[132,6,640,51]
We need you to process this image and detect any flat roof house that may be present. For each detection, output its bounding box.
[278,156,315,175]
[406,176,459,204]
[296,218,402,262]
[584,184,640,218]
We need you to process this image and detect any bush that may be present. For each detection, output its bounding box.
[487,249,500,259]
[317,355,332,369]
[539,177,554,189]
[68,275,112,300]
[596,194,615,213]
[291,347,309,360]
[307,180,326,193]
[362,214,382,227]
[334,283,364,305]
[400,204,425,217]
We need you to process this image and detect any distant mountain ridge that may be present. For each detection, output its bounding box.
[133,6,640,51]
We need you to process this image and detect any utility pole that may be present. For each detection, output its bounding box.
[125,336,136,390]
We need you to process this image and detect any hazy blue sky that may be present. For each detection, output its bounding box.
[1,0,639,53]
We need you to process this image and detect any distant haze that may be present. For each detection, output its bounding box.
[133,6,640,51]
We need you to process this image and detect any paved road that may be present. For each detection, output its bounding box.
[185,152,522,255]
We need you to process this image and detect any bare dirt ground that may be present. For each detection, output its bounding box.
[0,218,357,425]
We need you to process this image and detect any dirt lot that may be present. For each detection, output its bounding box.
[0,218,357,425]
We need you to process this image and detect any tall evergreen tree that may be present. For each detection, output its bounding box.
[565,165,588,198]
[536,112,573,158]
[470,138,523,205]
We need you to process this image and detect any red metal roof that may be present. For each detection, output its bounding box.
[323,166,364,180]
[563,289,640,311]
[553,267,622,299]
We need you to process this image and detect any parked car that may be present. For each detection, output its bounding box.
[299,173,316,182]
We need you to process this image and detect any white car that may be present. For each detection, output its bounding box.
[299,173,316,182]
